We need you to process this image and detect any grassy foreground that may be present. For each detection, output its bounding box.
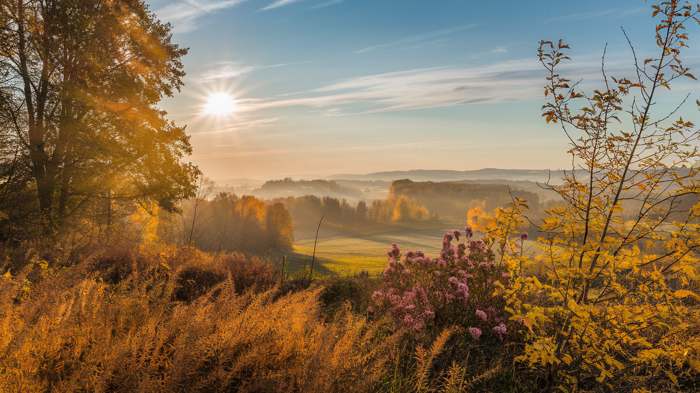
[0,242,529,393]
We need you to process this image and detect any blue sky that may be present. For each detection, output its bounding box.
[147,0,698,181]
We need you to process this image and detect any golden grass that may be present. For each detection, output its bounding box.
[0,246,397,393]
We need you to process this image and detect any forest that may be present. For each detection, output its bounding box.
[0,1,699,392]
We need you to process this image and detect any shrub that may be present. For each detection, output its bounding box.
[220,253,278,294]
[319,272,376,317]
[500,2,700,390]
[371,230,513,345]
[172,266,225,302]
[90,249,138,285]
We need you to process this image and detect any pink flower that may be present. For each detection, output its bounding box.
[388,244,401,259]
[493,322,507,340]
[465,226,473,238]
[475,309,488,322]
[468,327,482,340]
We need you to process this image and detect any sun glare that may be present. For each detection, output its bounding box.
[203,92,237,116]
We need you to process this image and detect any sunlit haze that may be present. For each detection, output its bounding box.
[203,93,238,117]
[149,0,695,182]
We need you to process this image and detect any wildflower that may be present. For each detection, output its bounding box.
[468,327,482,340]
[475,309,488,321]
[492,322,507,340]
[457,243,467,258]
[453,230,461,241]
[520,233,528,241]
[465,226,474,238]
[388,243,400,259]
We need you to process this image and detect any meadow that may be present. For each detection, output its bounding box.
[291,226,539,276]
[292,225,446,275]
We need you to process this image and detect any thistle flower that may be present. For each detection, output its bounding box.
[520,233,528,241]
[475,309,488,322]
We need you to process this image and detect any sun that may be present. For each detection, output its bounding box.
[203,92,237,116]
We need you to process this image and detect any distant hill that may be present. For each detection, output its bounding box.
[252,178,362,200]
[329,168,581,183]
[389,179,543,224]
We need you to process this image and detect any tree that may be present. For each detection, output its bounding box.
[266,202,293,250]
[355,200,368,223]
[504,1,700,389]
[0,0,198,235]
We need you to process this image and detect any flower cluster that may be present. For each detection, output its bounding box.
[371,230,511,342]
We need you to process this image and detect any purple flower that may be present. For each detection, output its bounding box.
[468,327,482,340]
[465,226,474,238]
[388,243,401,259]
[453,230,461,241]
[475,309,488,322]
[520,233,528,241]
[493,322,507,340]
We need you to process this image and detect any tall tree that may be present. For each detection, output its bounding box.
[0,0,198,234]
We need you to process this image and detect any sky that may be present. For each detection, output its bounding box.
[147,0,698,182]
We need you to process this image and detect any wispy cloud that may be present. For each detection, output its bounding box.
[200,61,309,81]
[546,7,646,23]
[241,55,631,115]
[156,0,246,33]
[354,24,478,54]
[311,0,343,9]
[261,0,306,11]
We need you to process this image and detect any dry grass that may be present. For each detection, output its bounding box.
[0,245,397,393]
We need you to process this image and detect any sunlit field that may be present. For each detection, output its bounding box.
[293,227,445,275]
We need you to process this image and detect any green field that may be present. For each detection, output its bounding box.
[289,225,448,276]
[283,224,540,277]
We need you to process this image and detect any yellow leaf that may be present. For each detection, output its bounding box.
[673,289,700,300]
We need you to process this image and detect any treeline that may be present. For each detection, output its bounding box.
[390,179,542,224]
[159,193,294,253]
[275,194,435,234]
[253,178,361,200]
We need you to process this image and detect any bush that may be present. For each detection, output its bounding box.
[220,253,279,294]
[371,230,513,345]
[319,272,376,317]
[172,266,226,302]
